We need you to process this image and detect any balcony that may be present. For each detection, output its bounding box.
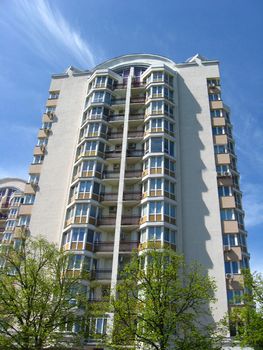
[131,81,145,89]
[104,150,122,159]
[112,83,127,90]
[91,269,112,280]
[93,240,139,253]
[127,149,144,157]
[103,170,142,179]
[100,192,141,202]
[108,131,143,139]
[108,114,124,122]
[130,97,145,104]
[111,99,126,106]
[97,217,116,226]
[121,216,140,226]
[129,113,144,121]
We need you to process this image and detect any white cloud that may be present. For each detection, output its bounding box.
[1,0,96,68]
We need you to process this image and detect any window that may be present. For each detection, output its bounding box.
[207,79,220,87]
[221,209,236,221]
[227,290,243,305]
[87,123,100,136]
[152,85,163,98]
[225,261,240,274]
[164,139,175,156]
[151,137,162,153]
[164,227,176,244]
[151,101,163,114]
[79,181,92,194]
[75,204,88,217]
[93,91,104,103]
[152,71,163,82]
[212,126,226,135]
[49,91,59,99]
[95,76,107,87]
[94,318,107,334]
[151,118,162,131]
[209,93,221,101]
[32,155,44,164]
[8,208,17,218]
[90,106,103,118]
[164,203,176,219]
[19,216,30,226]
[42,122,52,130]
[214,145,227,154]
[149,201,162,215]
[46,106,56,113]
[82,161,95,172]
[210,109,223,117]
[216,165,230,175]
[5,220,15,230]
[24,194,35,204]
[148,226,162,240]
[28,174,39,184]
[37,138,48,147]
[68,254,82,269]
[72,228,85,242]
[218,186,232,197]
[85,141,97,153]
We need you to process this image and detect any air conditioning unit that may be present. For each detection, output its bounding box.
[226,273,233,279]
[224,171,231,176]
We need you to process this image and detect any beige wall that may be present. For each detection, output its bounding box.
[176,58,228,323]
[29,70,90,244]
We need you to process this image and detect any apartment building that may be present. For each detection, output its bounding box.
[12,54,249,341]
[0,178,26,245]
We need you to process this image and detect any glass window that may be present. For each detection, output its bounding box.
[72,228,85,242]
[221,209,235,221]
[68,255,82,269]
[148,226,162,240]
[151,138,162,153]
[79,181,92,193]
[93,91,104,103]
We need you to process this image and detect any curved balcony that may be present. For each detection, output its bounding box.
[103,169,142,180]
[121,216,140,226]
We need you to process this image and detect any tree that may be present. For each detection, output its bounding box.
[108,248,223,350]
[0,235,90,350]
[229,270,263,350]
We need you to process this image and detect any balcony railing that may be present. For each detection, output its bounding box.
[103,170,142,179]
[104,150,122,159]
[127,149,144,157]
[130,97,145,104]
[100,192,141,201]
[129,113,144,120]
[108,131,143,139]
[93,240,139,253]
[121,216,140,225]
[91,269,112,280]
[111,99,126,106]
[131,82,145,88]
[108,114,124,122]
[97,217,116,225]
[125,170,142,178]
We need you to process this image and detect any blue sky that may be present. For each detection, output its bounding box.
[0,0,262,271]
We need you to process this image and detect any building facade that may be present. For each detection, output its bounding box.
[0,178,26,246]
[13,54,249,340]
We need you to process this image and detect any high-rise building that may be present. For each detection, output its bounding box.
[14,54,249,339]
[0,178,26,245]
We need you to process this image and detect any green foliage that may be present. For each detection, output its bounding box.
[0,236,89,350]
[230,270,263,349]
[108,248,223,350]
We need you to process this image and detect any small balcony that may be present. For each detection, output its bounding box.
[103,170,142,179]
[97,216,116,226]
[121,216,140,226]
[108,114,124,122]
[129,113,144,121]
[127,149,144,157]
[104,150,122,159]
[130,97,145,105]
[91,269,112,280]
[111,99,126,106]
[93,240,139,253]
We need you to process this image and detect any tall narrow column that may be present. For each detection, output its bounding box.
[110,67,134,295]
